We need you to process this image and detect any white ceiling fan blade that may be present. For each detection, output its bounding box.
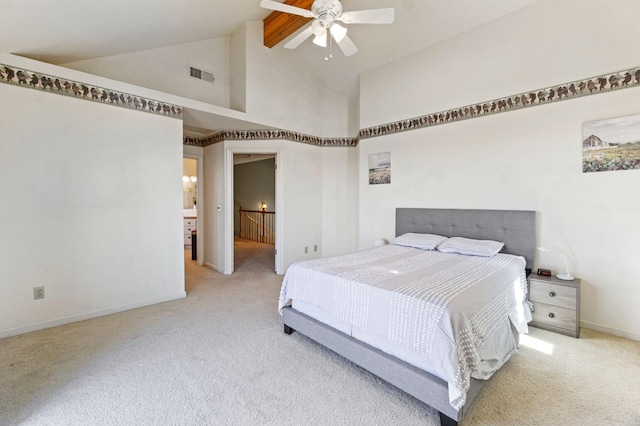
[339,8,395,24]
[334,33,358,57]
[284,25,314,49]
[260,0,315,18]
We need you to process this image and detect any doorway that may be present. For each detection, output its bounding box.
[224,148,283,275]
[232,154,276,273]
[183,153,204,267]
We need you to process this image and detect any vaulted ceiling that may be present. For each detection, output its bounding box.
[1,0,539,98]
[263,0,314,48]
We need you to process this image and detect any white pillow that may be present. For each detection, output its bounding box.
[437,237,504,257]
[392,233,448,250]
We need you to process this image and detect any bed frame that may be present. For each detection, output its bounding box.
[282,208,536,425]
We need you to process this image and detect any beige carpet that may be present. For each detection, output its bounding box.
[1,252,639,425]
[234,237,275,273]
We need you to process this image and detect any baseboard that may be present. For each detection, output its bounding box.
[204,262,224,274]
[581,321,640,342]
[0,291,186,340]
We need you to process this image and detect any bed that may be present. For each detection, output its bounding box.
[279,208,535,425]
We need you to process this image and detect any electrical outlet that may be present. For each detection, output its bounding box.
[305,246,308,254]
[34,286,45,300]
[314,245,318,252]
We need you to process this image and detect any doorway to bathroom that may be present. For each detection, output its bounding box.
[183,155,203,268]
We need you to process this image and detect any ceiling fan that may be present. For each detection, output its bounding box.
[260,0,394,57]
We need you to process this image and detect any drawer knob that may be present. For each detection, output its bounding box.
[548,312,555,318]
[549,291,556,297]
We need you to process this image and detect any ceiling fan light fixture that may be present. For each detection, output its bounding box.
[311,19,325,36]
[260,0,395,57]
[313,32,327,47]
[330,23,347,43]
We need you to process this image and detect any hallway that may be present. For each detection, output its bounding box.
[233,237,275,273]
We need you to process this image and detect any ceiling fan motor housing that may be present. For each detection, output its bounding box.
[312,0,343,29]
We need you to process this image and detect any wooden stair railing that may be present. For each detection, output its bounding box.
[239,207,275,245]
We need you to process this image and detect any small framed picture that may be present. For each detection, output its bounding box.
[369,152,391,185]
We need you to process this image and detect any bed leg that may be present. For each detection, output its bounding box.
[439,412,458,426]
[284,324,295,335]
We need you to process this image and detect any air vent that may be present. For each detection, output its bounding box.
[189,66,215,84]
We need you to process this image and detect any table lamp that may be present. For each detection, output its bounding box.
[537,247,574,281]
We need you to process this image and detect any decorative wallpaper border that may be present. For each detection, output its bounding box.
[184,135,213,146]
[3,61,636,144]
[358,66,640,140]
[0,63,183,119]
[184,65,640,147]
[183,129,358,147]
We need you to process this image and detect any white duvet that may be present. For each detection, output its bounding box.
[279,244,530,410]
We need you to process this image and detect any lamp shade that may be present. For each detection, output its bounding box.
[330,23,348,42]
[537,247,574,281]
[313,32,327,47]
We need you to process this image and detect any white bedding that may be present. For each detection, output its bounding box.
[279,244,531,410]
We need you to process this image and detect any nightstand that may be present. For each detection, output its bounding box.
[528,274,581,338]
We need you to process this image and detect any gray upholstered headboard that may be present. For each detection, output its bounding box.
[396,208,536,270]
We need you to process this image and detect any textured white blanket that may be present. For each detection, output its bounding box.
[279,245,529,410]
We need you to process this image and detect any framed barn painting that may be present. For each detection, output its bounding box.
[369,152,391,184]
[583,114,640,173]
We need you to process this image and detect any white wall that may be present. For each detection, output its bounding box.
[0,61,185,338]
[229,24,247,112]
[322,147,358,256]
[321,88,359,138]
[242,22,356,137]
[243,21,322,136]
[183,145,204,157]
[278,141,324,266]
[64,38,231,108]
[358,0,640,340]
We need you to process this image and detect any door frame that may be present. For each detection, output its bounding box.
[224,147,283,274]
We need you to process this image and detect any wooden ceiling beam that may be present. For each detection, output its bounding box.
[263,0,314,48]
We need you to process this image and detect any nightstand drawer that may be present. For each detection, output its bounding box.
[527,274,581,338]
[531,301,577,334]
[184,218,196,227]
[529,280,576,309]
